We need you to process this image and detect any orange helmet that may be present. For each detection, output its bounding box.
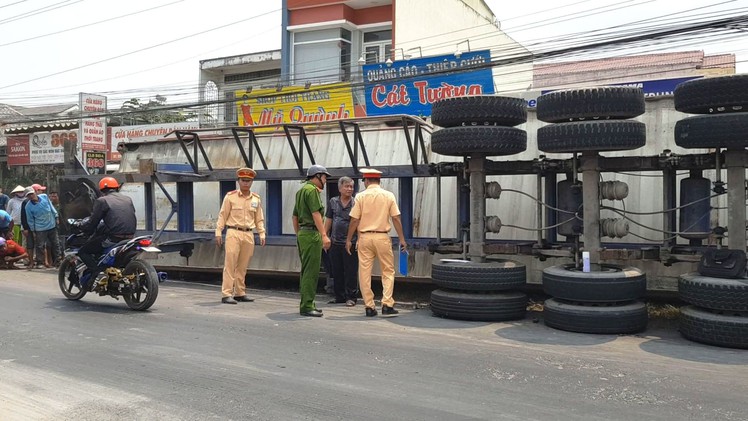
[99,177,120,190]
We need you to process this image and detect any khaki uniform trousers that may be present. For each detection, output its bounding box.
[222,229,255,297]
[357,232,395,309]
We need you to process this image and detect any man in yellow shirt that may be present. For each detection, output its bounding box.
[346,168,407,317]
[215,168,266,304]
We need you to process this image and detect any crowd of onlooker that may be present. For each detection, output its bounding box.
[0,184,62,270]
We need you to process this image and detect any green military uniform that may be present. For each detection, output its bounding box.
[293,181,324,313]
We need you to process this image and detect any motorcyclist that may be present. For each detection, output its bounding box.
[78,177,137,290]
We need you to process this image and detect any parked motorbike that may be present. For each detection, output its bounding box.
[58,218,162,311]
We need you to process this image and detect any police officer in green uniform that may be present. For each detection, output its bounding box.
[292,164,332,317]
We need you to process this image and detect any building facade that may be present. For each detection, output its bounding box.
[198,0,532,126]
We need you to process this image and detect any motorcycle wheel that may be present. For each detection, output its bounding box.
[58,256,87,300]
[123,260,159,311]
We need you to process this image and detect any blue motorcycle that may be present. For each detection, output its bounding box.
[58,218,162,311]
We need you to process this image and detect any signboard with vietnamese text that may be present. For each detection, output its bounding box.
[235,83,356,128]
[8,130,78,166]
[526,76,704,108]
[85,151,106,174]
[110,122,198,161]
[362,50,494,117]
[29,131,65,164]
[79,92,107,152]
[7,135,30,166]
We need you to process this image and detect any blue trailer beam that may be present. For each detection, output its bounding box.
[398,177,414,239]
[176,182,194,233]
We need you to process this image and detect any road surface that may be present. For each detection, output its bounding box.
[0,268,746,420]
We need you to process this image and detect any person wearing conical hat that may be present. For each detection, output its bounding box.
[215,167,266,304]
[6,186,26,243]
[345,168,407,318]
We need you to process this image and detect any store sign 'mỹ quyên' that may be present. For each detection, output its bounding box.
[235,83,356,129]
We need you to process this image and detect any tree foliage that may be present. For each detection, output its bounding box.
[118,95,196,124]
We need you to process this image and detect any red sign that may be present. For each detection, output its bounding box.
[7,136,30,166]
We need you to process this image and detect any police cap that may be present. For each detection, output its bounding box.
[360,168,383,179]
[236,167,257,180]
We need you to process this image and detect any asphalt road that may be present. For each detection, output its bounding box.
[1,268,747,421]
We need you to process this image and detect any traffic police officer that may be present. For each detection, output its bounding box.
[345,168,407,317]
[292,164,332,317]
[216,167,266,304]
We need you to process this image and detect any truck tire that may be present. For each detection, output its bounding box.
[678,272,748,312]
[679,306,748,349]
[542,264,646,303]
[431,96,527,128]
[431,126,527,157]
[674,75,748,114]
[536,87,645,123]
[430,289,527,322]
[431,259,526,292]
[537,120,646,153]
[674,114,748,149]
[543,298,648,334]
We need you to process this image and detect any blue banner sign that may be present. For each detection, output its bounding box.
[529,76,703,107]
[362,50,494,117]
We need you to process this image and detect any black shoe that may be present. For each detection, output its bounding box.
[382,305,399,315]
[300,309,323,317]
[327,299,346,304]
[365,307,378,317]
[234,295,254,302]
[222,297,238,304]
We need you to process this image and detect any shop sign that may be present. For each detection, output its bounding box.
[85,151,106,174]
[30,131,66,164]
[362,50,494,117]
[527,76,705,108]
[79,92,107,151]
[235,83,356,128]
[7,135,30,166]
[110,122,198,160]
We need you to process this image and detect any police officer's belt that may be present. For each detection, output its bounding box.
[227,226,253,232]
[299,226,317,231]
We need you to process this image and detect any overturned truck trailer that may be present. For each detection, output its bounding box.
[57,82,747,295]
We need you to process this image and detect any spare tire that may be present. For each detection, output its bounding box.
[543,299,648,334]
[678,272,748,312]
[430,289,527,322]
[431,96,527,128]
[536,87,645,123]
[430,126,527,157]
[431,259,526,292]
[674,75,748,114]
[542,263,646,303]
[679,306,748,349]
[537,120,646,153]
[674,114,748,149]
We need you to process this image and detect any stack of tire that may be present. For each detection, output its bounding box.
[536,87,649,334]
[673,74,748,349]
[428,96,528,322]
[430,259,528,322]
[678,273,748,349]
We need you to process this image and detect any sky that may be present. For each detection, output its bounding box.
[0,0,746,109]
